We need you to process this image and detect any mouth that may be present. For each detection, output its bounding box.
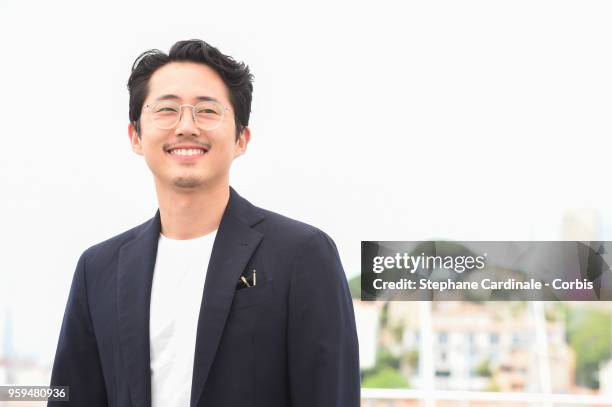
[165,146,209,161]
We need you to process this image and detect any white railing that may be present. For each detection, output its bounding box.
[361,388,612,405]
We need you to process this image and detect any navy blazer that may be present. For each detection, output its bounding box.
[49,187,361,407]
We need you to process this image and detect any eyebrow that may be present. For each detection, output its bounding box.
[154,94,222,104]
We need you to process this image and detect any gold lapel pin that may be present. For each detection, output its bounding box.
[240,276,251,287]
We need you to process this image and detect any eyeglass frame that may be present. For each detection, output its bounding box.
[142,99,232,131]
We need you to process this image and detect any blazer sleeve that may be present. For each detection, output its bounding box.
[48,250,108,407]
[287,230,361,406]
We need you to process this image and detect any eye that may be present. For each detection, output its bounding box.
[197,108,219,114]
[157,107,178,113]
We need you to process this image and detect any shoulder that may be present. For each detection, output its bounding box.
[79,216,154,264]
[230,187,334,247]
[252,208,347,290]
[253,205,339,256]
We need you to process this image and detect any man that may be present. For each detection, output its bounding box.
[48,39,360,407]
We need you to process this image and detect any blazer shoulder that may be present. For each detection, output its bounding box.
[80,216,153,263]
[255,206,335,247]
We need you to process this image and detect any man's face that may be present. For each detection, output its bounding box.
[128,61,250,191]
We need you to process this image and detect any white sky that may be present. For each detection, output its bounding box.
[1,0,611,362]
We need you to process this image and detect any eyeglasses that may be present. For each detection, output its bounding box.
[143,100,231,131]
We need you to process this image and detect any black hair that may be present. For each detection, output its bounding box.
[127,39,253,140]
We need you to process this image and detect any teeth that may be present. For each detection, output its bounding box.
[169,148,206,156]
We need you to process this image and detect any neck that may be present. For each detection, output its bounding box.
[155,180,230,240]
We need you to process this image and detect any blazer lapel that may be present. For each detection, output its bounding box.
[191,187,264,407]
[117,211,161,407]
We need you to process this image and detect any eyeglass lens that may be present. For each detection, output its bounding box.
[150,101,224,130]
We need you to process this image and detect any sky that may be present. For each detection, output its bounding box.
[1,0,611,362]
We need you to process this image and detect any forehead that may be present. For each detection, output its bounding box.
[147,61,230,105]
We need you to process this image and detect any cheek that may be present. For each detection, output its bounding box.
[142,144,157,158]
[211,134,237,158]
[140,141,165,166]
[222,142,240,162]
[139,132,163,154]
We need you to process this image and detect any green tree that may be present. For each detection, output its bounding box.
[362,367,410,388]
[485,378,501,392]
[474,358,492,377]
[380,302,389,328]
[376,346,401,370]
[361,346,407,388]
[565,307,612,388]
[348,274,361,299]
[402,350,419,369]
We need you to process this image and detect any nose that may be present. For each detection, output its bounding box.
[174,105,200,136]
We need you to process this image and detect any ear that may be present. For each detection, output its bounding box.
[128,122,144,156]
[233,126,251,158]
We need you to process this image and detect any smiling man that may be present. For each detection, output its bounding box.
[48,39,360,407]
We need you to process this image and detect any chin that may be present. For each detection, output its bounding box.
[172,177,205,189]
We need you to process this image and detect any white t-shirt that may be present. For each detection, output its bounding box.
[149,229,217,407]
